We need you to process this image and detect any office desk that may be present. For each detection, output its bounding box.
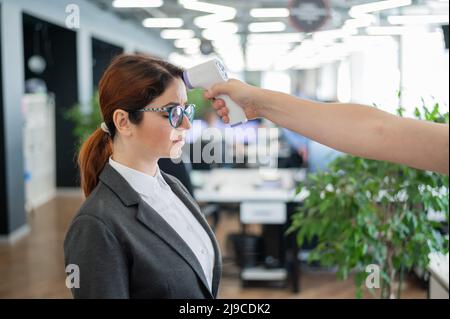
[191,168,308,292]
[192,168,308,202]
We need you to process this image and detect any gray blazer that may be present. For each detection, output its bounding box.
[63,163,222,299]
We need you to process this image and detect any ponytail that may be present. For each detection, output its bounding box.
[78,128,112,197]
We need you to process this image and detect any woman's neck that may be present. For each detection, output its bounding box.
[112,141,159,177]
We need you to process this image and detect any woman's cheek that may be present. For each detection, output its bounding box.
[148,126,170,154]
[163,127,176,156]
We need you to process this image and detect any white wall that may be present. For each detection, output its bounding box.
[298,69,318,99]
[347,31,449,117]
[261,71,291,94]
[348,36,400,114]
[401,28,449,116]
[317,62,338,102]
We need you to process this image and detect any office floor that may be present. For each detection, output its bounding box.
[0,194,427,299]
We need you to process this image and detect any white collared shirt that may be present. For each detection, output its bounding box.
[109,157,215,291]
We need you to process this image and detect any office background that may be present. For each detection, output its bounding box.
[0,0,448,298]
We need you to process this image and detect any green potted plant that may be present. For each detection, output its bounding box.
[287,101,449,299]
[65,91,103,148]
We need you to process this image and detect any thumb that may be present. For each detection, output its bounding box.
[204,82,229,99]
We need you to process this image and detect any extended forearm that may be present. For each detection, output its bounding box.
[258,89,449,174]
[258,90,388,156]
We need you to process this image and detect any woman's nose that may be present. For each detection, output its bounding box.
[178,115,191,130]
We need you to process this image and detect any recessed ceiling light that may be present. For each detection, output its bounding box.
[113,0,163,8]
[250,8,290,18]
[248,22,286,33]
[160,29,195,39]
[142,18,184,28]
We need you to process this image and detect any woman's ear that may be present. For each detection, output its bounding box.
[113,109,133,137]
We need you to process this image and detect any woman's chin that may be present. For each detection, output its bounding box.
[168,146,183,159]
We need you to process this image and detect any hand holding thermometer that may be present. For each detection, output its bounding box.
[183,58,248,126]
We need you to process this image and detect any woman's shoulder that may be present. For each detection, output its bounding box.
[70,181,133,231]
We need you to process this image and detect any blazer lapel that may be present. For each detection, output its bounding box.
[135,201,214,299]
[161,172,222,298]
[99,163,221,299]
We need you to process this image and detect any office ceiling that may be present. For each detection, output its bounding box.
[88,0,448,34]
[87,0,449,70]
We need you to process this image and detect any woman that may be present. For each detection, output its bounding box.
[205,79,449,175]
[64,54,221,299]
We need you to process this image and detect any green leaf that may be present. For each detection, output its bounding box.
[286,100,448,298]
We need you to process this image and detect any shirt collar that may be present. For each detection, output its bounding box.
[108,157,168,197]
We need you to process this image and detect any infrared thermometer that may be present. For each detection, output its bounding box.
[183,58,248,126]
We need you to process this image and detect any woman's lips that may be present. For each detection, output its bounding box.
[170,131,186,146]
[172,138,185,145]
